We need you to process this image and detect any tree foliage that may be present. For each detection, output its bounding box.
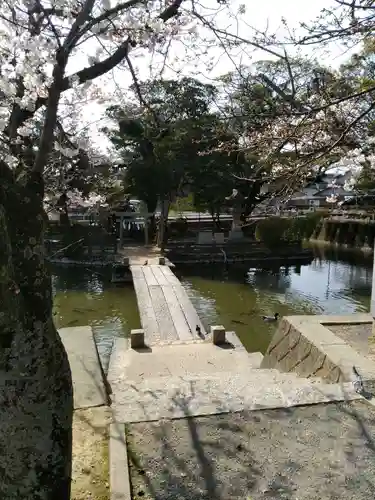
[105,75,275,222]
[239,1,375,191]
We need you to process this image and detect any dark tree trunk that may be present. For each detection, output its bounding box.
[209,206,221,231]
[57,193,70,228]
[209,206,215,227]
[60,209,70,227]
[243,181,269,219]
[0,163,73,500]
[214,210,222,231]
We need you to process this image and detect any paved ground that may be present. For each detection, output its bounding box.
[127,401,375,500]
[328,323,375,364]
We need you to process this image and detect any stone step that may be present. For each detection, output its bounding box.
[108,338,362,424]
[264,370,325,384]
[146,339,205,347]
[143,341,264,367]
[145,330,253,349]
[110,370,361,423]
[109,340,265,384]
[109,339,322,390]
[109,339,329,390]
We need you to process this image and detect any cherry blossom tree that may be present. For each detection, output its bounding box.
[238,1,375,196]
[212,58,363,202]
[0,1,255,499]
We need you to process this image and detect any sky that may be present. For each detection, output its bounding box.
[76,0,355,152]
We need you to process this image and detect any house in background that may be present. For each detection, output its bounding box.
[286,171,355,209]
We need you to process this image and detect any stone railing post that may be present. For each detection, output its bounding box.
[211,325,226,345]
[130,329,145,349]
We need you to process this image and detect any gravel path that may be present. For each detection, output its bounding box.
[127,401,375,500]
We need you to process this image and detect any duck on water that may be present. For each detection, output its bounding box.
[262,313,279,322]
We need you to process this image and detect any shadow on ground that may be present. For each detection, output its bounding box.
[126,400,375,500]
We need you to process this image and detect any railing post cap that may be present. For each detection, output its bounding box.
[211,325,226,345]
[210,325,225,333]
[131,329,144,334]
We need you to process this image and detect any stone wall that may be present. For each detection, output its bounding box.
[261,315,375,391]
[311,218,375,252]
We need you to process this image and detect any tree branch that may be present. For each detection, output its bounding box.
[124,50,161,125]
[12,0,186,131]
[32,2,98,174]
[34,0,62,48]
[258,73,307,112]
[63,0,97,51]
[79,0,142,38]
[192,9,285,60]
[302,101,375,166]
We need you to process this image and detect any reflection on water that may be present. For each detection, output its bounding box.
[177,247,372,353]
[51,246,373,363]
[52,266,140,372]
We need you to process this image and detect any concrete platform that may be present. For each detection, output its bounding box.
[107,338,362,423]
[327,322,375,362]
[59,326,107,409]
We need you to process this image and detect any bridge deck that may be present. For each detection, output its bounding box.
[130,264,206,343]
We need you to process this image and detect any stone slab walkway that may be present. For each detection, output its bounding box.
[130,264,206,343]
[59,326,107,409]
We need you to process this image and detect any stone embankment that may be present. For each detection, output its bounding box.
[262,314,375,391]
[311,218,375,252]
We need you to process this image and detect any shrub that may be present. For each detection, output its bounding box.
[299,212,324,238]
[255,217,292,248]
[255,213,323,248]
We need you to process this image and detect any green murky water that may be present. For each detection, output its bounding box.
[52,246,372,366]
[52,268,141,371]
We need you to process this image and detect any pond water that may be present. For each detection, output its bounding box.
[52,246,373,368]
[52,268,141,372]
